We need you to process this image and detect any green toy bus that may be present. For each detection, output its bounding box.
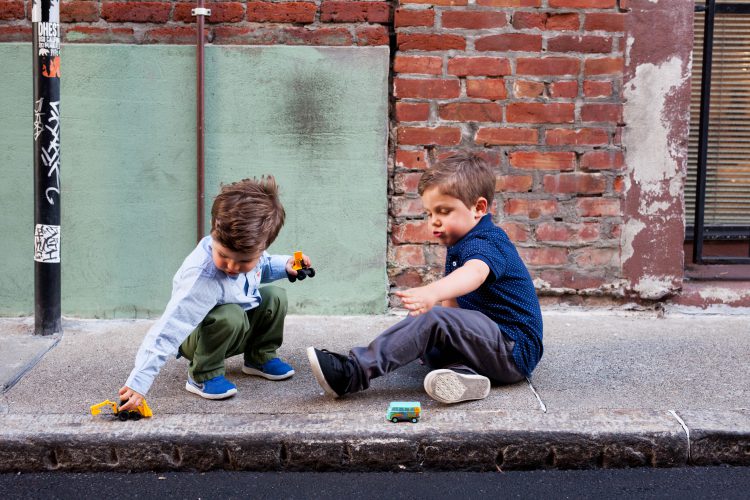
[386,401,421,423]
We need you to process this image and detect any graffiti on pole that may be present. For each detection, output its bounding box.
[34,224,60,263]
[42,100,61,204]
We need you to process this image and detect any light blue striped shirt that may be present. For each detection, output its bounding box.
[125,236,290,395]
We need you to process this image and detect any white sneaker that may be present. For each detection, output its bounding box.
[423,369,490,404]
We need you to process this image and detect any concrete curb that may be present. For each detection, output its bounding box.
[0,410,708,472]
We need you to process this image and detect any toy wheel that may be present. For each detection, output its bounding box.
[287,274,296,283]
[130,411,142,420]
[411,418,418,423]
[297,270,307,280]
[117,412,129,421]
[307,268,316,278]
[391,417,399,423]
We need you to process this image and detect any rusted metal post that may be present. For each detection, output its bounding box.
[32,0,62,335]
[193,1,210,241]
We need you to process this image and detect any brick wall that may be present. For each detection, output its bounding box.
[1,0,630,304]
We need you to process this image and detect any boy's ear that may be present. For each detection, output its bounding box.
[474,197,489,217]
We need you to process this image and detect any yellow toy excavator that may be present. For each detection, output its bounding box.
[90,398,153,421]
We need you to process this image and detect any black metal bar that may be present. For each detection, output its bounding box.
[685,225,750,241]
[700,257,750,265]
[693,0,716,265]
[696,3,750,14]
[32,0,62,335]
[196,0,206,242]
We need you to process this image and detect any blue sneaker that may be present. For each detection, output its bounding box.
[185,374,237,400]
[242,357,295,380]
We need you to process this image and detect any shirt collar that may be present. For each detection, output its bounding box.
[449,214,494,251]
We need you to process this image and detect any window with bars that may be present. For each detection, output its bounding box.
[688,0,750,266]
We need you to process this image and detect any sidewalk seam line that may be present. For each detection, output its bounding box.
[526,376,547,413]
[0,335,61,395]
[668,409,691,463]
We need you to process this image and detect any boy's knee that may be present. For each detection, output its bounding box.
[261,286,287,309]
[206,304,246,331]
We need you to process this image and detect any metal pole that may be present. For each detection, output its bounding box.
[194,1,209,242]
[693,0,716,265]
[32,0,62,335]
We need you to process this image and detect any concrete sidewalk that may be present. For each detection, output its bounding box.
[0,310,748,472]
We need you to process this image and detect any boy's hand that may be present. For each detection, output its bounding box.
[395,287,440,316]
[118,385,144,411]
[286,253,312,276]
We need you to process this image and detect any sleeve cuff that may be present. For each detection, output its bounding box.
[267,254,291,281]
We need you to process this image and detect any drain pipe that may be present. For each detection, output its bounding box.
[193,1,210,242]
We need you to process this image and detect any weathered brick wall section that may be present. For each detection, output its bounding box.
[390,0,628,306]
[0,1,392,45]
[1,0,632,305]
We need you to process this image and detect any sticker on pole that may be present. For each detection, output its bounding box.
[34,224,60,263]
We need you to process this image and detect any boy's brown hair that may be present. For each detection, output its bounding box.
[211,176,286,256]
[418,151,495,209]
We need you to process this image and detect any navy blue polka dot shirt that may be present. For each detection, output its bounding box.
[445,214,543,376]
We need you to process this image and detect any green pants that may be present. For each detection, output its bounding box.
[179,286,287,382]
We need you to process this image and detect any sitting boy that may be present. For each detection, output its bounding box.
[119,176,311,410]
[307,151,543,404]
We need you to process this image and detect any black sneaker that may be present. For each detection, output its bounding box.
[306,347,354,398]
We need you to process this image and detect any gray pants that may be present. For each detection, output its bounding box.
[349,306,524,392]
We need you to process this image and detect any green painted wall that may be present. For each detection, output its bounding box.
[0,44,389,317]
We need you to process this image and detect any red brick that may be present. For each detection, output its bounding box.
[507,103,575,123]
[442,11,507,29]
[517,58,579,76]
[213,25,352,45]
[398,33,466,51]
[395,149,429,170]
[549,80,578,98]
[585,12,625,32]
[101,2,171,23]
[0,0,24,20]
[396,102,430,122]
[144,26,198,44]
[391,197,426,218]
[391,220,433,244]
[393,172,423,194]
[321,1,391,23]
[610,224,621,239]
[447,57,511,77]
[576,197,621,217]
[394,78,460,99]
[395,8,434,27]
[247,2,316,23]
[513,80,545,98]
[397,126,462,146]
[613,176,625,193]
[356,25,389,46]
[467,79,507,100]
[540,270,607,289]
[392,269,425,288]
[543,173,606,194]
[581,103,623,123]
[585,57,624,76]
[536,222,600,243]
[547,13,580,30]
[61,1,99,23]
[393,244,427,267]
[439,102,502,122]
[549,0,615,7]
[173,2,245,23]
[476,128,537,145]
[583,80,612,97]
[581,150,624,169]
[500,222,531,242]
[478,0,540,5]
[65,26,136,43]
[510,151,575,170]
[512,12,546,30]
[401,0,467,5]
[504,199,559,218]
[394,56,442,75]
[496,175,534,192]
[573,248,618,267]
[547,35,613,54]
[546,128,608,146]
[518,247,569,266]
[476,33,542,52]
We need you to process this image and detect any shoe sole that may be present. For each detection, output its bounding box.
[423,369,490,404]
[241,365,295,380]
[306,346,340,398]
[184,381,237,400]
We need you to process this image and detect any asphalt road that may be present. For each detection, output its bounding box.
[1,467,749,499]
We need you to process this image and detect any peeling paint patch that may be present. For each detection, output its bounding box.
[697,287,750,303]
[623,57,687,194]
[620,218,646,264]
[634,275,676,300]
